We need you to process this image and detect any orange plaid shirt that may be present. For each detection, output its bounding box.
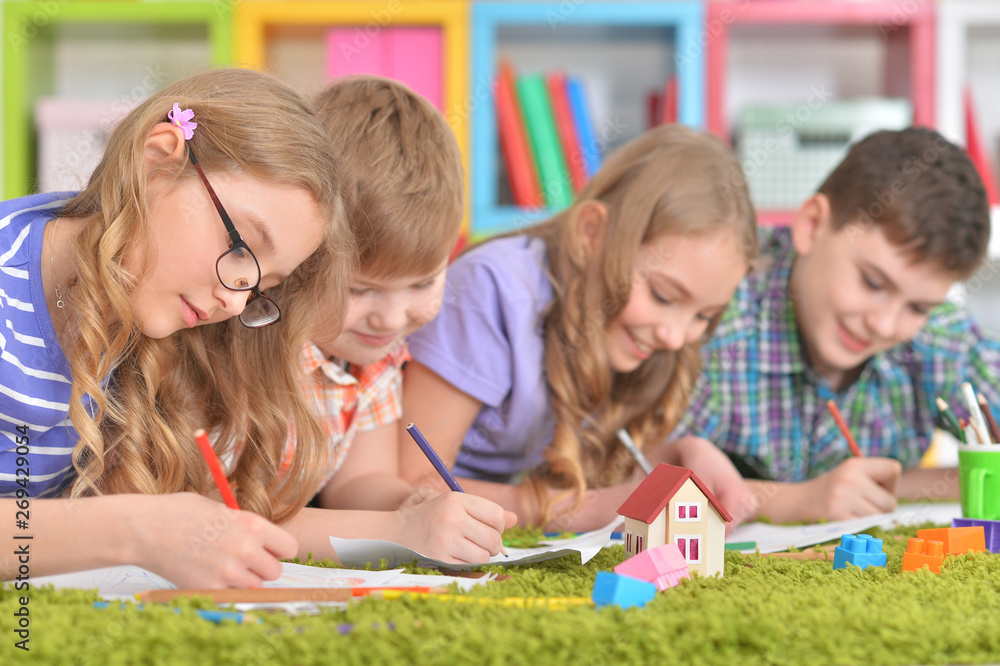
[283,340,410,491]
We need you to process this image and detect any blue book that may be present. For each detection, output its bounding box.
[566,76,601,178]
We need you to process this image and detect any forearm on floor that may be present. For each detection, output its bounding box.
[2,496,135,579]
[897,467,959,502]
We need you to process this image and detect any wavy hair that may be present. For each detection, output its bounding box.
[519,124,757,525]
[57,68,349,521]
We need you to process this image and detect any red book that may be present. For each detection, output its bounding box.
[660,74,678,125]
[496,61,543,207]
[965,86,999,206]
[546,71,587,194]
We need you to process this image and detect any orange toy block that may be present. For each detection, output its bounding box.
[916,527,986,556]
[902,538,945,574]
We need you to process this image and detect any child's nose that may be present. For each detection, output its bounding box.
[371,300,409,331]
[215,285,251,319]
[865,304,900,340]
[654,322,687,351]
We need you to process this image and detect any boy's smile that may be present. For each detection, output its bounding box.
[790,194,955,390]
[313,261,448,367]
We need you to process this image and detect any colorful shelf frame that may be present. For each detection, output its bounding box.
[706,0,936,224]
[2,1,233,199]
[706,1,936,139]
[471,1,706,238]
[233,1,470,233]
[937,1,1000,259]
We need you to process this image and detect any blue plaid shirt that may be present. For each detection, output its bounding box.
[672,227,1000,482]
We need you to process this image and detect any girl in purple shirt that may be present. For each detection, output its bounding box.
[403,125,759,531]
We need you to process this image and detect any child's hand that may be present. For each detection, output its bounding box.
[793,457,902,521]
[649,436,753,530]
[129,493,298,588]
[391,492,517,563]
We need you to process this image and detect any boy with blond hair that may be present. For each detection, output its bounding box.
[672,127,1000,524]
[282,76,515,564]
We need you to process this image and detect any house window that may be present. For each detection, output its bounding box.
[626,533,632,552]
[675,502,701,522]
[675,536,702,564]
[637,535,644,553]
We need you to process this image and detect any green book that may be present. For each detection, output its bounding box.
[516,73,574,210]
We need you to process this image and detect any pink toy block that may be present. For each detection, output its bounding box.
[614,543,691,591]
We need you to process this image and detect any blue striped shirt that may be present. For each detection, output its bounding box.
[0,192,79,498]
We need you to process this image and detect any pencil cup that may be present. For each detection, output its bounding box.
[958,445,1000,520]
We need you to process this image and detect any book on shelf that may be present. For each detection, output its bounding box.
[546,70,587,194]
[565,76,601,179]
[496,60,543,207]
[517,73,574,210]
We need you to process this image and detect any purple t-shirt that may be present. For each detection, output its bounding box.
[408,235,555,482]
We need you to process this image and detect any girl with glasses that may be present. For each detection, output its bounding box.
[0,68,350,588]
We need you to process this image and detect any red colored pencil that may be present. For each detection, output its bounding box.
[825,400,863,458]
[194,428,240,510]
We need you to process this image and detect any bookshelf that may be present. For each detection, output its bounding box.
[706,0,936,225]
[232,1,470,232]
[2,1,233,199]
[937,1,1000,260]
[470,1,705,238]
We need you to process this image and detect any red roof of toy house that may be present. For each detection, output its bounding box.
[617,464,733,524]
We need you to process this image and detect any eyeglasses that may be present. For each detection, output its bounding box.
[188,149,281,328]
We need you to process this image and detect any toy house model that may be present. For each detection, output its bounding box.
[617,464,732,577]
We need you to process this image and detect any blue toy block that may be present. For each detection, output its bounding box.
[592,571,657,609]
[952,518,1000,553]
[832,534,887,571]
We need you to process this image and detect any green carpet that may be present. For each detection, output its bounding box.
[5,523,1000,665]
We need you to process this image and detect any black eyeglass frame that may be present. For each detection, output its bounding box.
[187,148,281,328]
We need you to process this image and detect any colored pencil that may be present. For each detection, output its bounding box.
[978,394,1000,444]
[138,587,352,604]
[824,400,863,457]
[405,423,464,493]
[616,428,653,475]
[377,589,593,609]
[935,397,963,440]
[405,423,508,557]
[194,429,240,510]
[962,383,990,445]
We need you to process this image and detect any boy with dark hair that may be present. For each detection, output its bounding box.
[672,127,1000,522]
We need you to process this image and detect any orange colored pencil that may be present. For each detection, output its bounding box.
[825,400,863,457]
[194,428,240,510]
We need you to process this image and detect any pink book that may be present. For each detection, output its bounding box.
[326,27,442,111]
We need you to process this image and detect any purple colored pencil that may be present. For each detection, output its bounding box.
[405,423,464,493]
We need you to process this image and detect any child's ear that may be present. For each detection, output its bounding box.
[790,193,832,256]
[575,201,608,257]
[143,122,188,171]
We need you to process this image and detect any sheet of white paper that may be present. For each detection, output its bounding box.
[28,561,494,603]
[329,517,622,569]
[726,502,962,554]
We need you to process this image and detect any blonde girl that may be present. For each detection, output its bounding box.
[401,124,757,530]
[0,68,349,587]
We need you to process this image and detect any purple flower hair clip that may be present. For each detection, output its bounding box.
[167,102,197,140]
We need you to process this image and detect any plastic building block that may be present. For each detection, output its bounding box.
[916,527,986,555]
[832,534,887,571]
[591,571,657,609]
[902,538,945,574]
[952,518,1000,553]
[614,543,691,591]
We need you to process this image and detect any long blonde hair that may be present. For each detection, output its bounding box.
[521,124,757,525]
[57,68,349,520]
